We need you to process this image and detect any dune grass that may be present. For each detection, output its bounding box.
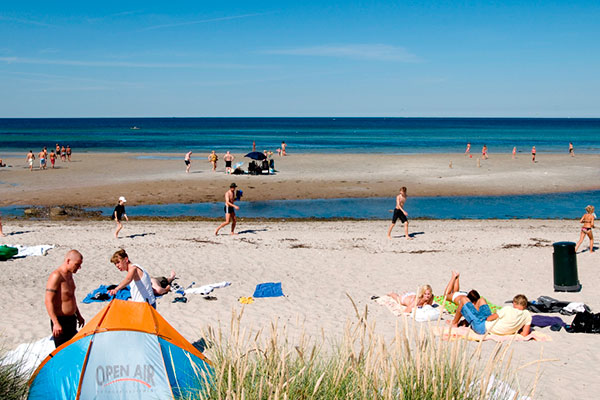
[0,352,29,400]
[187,299,539,400]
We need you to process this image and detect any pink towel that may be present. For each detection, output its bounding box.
[431,326,552,342]
[374,295,408,316]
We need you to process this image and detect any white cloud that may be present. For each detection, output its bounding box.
[0,15,56,27]
[262,44,420,62]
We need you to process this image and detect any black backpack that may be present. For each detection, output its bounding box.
[570,311,600,333]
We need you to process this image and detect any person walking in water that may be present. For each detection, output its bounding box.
[113,196,129,238]
[184,151,192,173]
[575,205,595,253]
[215,183,240,236]
[465,142,471,155]
[569,142,574,157]
[387,186,410,240]
[481,145,488,160]
[531,146,536,163]
[512,146,516,159]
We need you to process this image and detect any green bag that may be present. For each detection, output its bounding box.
[0,245,18,261]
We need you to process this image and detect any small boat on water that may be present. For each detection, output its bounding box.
[130,126,140,130]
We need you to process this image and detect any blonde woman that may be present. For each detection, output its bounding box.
[575,205,595,253]
[388,284,434,313]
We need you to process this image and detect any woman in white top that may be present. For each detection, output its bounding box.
[108,249,156,308]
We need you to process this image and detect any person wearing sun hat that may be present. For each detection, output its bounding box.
[215,183,240,236]
[113,196,129,239]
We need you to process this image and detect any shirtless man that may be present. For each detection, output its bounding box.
[184,151,192,173]
[569,142,574,157]
[215,183,240,235]
[26,150,35,171]
[38,149,46,170]
[151,271,177,296]
[45,250,85,347]
[281,141,287,156]
[223,151,235,174]
[387,187,410,239]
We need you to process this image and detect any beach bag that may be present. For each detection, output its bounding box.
[0,245,19,261]
[414,305,441,322]
[570,311,600,333]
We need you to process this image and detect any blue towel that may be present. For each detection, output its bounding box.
[253,282,284,298]
[82,285,131,304]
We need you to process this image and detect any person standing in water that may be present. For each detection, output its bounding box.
[465,142,471,155]
[512,146,516,159]
[569,142,574,157]
[387,187,410,240]
[531,146,536,163]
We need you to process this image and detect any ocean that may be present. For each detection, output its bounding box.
[1,118,599,154]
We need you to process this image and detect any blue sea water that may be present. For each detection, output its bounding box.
[1,118,599,154]
[2,191,598,220]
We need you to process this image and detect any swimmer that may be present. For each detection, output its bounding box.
[388,284,434,314]
[575,205,595,253]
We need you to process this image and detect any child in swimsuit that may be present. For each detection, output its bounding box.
[575,205,595,253]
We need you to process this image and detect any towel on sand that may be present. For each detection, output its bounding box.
[6,244,54,257]
[433,295,500,314]
[82,285,131,303]
[185,281,231,295]
[374,295,441,321]
[431,326,551,342]
[253,282,284,298]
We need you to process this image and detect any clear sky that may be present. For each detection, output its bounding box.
[1,1,599,117]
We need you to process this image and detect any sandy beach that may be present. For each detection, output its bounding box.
[1,219,598,399]
[1,152,600,207]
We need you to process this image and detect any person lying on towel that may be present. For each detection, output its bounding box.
[152,271,177,296]
[457,293,532,336]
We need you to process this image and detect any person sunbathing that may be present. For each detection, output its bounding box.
[151,271,177,296]
[458,294,532,336]
[388,284,434,313]
[443,270,481,327]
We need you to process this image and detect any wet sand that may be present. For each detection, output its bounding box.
[1,152,599,207]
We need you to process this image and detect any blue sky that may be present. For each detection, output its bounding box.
[1,1,599,117]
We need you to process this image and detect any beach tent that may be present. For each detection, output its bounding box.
[28,299,212,400]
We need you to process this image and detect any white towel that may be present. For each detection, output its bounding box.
[563,302,588,314]
[185,281,231,296]
[0,336,55,374]
[7,244,55,257]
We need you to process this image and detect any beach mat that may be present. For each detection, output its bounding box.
[431,326,551,342]
[82,285,131,303]
[253,282,284,298]
[374,295,408,316]
[433,295,501,314]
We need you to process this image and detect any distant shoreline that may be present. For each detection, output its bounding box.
[1,152,599,208]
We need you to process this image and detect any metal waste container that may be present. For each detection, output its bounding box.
[553,241,581,292]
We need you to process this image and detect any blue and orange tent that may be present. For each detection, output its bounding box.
[28,299,212,399]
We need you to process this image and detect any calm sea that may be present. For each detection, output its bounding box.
[1,118,599,154]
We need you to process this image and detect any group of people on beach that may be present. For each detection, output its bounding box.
[26,144,71,171]
[45,248,176,347]
[464,142,575,163]
[183,142,287,175]
[389,270,532,336]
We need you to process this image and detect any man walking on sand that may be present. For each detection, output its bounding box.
[387,187,410,240]
[184,150,192,173]
[215,183,240,235]
[45,250,85,347]
[26,150,35,171]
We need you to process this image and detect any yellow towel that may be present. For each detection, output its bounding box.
[238,296,254,304]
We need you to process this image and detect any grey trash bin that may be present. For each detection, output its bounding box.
[552,241,581,292]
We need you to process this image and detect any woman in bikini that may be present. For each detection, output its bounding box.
[575,205,595,253]
[443,270,482,327]
[388,284,434,313]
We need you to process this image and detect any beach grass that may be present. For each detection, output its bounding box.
[0,351,29,400]
[185,302,536,400]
